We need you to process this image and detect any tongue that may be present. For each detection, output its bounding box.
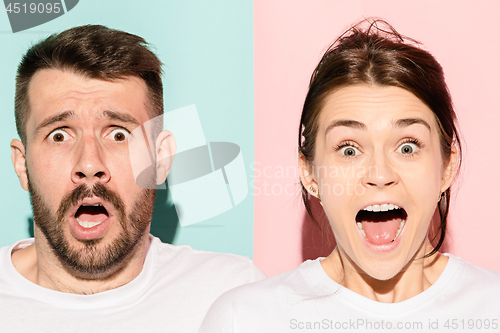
[362,217,402,245]
[76,207,108,223]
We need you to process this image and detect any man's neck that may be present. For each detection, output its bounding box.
[11,234,150,295]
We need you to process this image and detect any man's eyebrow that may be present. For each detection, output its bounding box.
[100,110,140,126]
[394,118,431,131]
[35,111,75,135]
[325,119,366,135]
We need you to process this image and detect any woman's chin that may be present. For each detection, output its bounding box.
[361,268,402,281]
[353,257,410,282]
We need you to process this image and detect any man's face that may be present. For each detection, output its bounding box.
[18,69,156,278]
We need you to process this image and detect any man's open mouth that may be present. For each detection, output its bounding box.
[75,204,109,228]
[355,204,407,245]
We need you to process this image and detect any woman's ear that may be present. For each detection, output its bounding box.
[440,144,458,193]
[299,153,319,198]
[11,139,29,191]
[155,130,176,185]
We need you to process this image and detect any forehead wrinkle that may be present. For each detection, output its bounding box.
[393,118,431,132]
[99,110,140,127]
[325,119,367,136]
[322,90,434,134]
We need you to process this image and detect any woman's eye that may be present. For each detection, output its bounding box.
[340,146,360,157]
[397,142,418,154]
[50,129,70,142]
[108,128,129,142]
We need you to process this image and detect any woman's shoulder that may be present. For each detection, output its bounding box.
[445,253,500,288]
[199,259,332,332]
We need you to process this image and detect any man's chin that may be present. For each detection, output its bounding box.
[56,233,137,278]
[28,176,155,279]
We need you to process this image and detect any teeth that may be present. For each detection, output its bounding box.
[76,217,103,229]
[82,204,102,207]
[357,219,406,242]
[392,220,406,242]
[363,204,400,212]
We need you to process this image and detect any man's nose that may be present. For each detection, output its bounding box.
[71,135,111,185]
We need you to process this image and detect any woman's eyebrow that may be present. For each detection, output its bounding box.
[394,118,431,131]
[325,119,366,135]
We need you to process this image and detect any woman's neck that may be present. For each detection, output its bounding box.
[320,240,448,303]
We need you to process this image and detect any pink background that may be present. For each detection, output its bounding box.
[253,0,500,276]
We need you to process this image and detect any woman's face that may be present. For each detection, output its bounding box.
[303,84,455,280]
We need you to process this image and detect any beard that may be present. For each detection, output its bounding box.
[27,178,156,278]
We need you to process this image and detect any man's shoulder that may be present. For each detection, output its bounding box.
[146,236,266,329]
[150,236,266,282]
[0,238,34,251]
[203,259,310,311]
[199,263,308,332]
[0,238,34,267]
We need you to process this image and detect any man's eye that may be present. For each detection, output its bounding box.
[108,128,129,142]
[50,130,70,142]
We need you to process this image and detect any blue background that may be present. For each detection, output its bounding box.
[0,0,255,257]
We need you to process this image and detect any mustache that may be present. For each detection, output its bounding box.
[56,183,126,219]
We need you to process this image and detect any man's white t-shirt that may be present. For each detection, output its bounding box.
[0,235,266,333]
[200,254,500,333]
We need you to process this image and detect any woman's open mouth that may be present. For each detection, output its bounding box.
[355,204,407,245]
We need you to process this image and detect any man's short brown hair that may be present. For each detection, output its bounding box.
[15,24,163,144]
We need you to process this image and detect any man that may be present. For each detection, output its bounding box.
[2,25,265,332]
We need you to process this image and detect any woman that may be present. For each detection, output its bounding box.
[200,20,500,332]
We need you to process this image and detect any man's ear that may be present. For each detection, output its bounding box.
[440,144,458,193]
[11,139,29,191]
[155,130,176,185]
[299,153,319,198]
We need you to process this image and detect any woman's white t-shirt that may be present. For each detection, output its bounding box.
[200,254,500,333]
